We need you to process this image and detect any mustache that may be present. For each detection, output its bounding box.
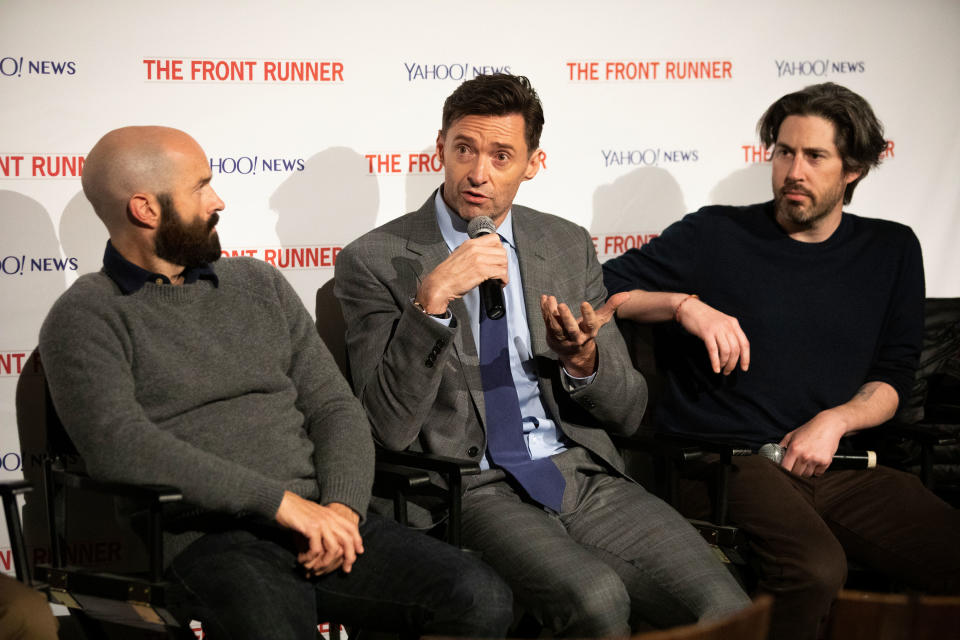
[207,212,220,230]
[780,181,813,199]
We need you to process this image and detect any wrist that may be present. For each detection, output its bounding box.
[412,298,451,319]
[562,343,597,377]
[673,294,699,323]
[822,406,856,436]
[327,502,360,524]
[413,281,450,317]
[275,490,297,525]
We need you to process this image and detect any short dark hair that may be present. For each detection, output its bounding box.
[758,82,887,204]
[441,74,545,154]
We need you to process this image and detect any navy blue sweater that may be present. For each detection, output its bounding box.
[602,201,924,447]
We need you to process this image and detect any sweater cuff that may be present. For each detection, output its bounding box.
[320,477,372,521]
[245,480,289,521]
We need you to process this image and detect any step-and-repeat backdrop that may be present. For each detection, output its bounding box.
[2,0,958,584]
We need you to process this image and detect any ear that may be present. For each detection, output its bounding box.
[435,130,445,166]
[127,193,161,229]
[523,148,543,181]
[843,168,862,186]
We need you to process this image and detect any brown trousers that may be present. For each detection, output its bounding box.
[0,574,58,640]
[678,456,960,640]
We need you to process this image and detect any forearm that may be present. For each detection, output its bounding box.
[568,325,648,436]
[40,283,297,520]
[311,407,374,516]
[43,361,287,519]
[295,344,376,513]
[825,381,900,435]
[567,238,648,434]
[335,250,454,451]
[780,381,900,476]
[615,289,691,323]
[280,271,375,514]
[355,305,454,449]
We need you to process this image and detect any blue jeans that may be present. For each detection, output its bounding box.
[165,513,512,639]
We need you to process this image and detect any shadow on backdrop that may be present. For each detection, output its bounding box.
[271,148,380,371]
[709,163,772,207]
[58,190,108,277]
[590,167,687,263]
[2,191,64,515]
[0,191,66,348]
[0,191,142,576]
[405,144,443,213]
[272,147,379,308]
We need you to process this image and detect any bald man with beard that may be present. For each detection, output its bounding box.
[38,126,512,640]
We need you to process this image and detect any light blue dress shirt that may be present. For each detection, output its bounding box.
[431,190,596,468]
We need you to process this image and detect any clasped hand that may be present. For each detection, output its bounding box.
[274,491,364,577]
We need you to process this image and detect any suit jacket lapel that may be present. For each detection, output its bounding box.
[513,207,551,357]
[513,208,565,429]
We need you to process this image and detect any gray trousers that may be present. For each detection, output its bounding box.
[460,447,749,636]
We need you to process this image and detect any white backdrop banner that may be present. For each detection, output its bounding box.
[2,0,958,568]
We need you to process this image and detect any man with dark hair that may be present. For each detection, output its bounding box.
[757,82,886,206]
[441,74,545,152]
[604,83,960,640]
[336,74,748,636]
[39,126,513,639]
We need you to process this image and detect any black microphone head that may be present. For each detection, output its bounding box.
[758,443,784,464]
[467,216,497,239]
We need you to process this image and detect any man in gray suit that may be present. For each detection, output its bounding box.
[335,74,748,635]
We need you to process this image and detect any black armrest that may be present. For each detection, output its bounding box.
[374,463,434,490]
[372,462,433,527]
[374,449,479,548]
[45,468,181,582]
[884,422,960,447]
[1,481,33,584]
[614,432,753,526]
[873,421,960,490]
[614,432,752,463]
[50,469,182,504]
[376,449,481,478]
[0,479,33,497]
[653,434,753,460]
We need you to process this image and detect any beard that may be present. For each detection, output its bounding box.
[774,178,845,231]
[773,181,846,230]
[154,193,222,268]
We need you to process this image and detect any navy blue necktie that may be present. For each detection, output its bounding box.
[479,291,565,511]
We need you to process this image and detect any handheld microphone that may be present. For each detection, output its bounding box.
[467,216,505,320]
[758,443,877,470]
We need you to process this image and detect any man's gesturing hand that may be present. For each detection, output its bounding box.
[540,292,628,377]
[274,491,364,576]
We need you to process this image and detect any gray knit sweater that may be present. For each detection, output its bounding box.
[39,257,374,563]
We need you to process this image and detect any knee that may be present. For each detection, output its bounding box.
[443,560,514,636]
[542,570,630,636]
[0,578,58,640]
[781,544,847,600]
[697,573,752,621]
[573,578,631,634]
